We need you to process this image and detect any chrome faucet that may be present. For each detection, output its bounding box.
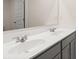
[14,35,27,43]
[50,27,56,32]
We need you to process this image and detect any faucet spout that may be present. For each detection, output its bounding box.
[20,35,27,42]
[14,35,27,43]
[50,27,56,32]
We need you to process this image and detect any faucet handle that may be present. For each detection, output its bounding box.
[20,35,27,42]
[50,27,56,32]
[13,35,27,43]
[13,37,21,42]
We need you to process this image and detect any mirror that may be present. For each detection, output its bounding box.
[28,0,59,28]
[3,0,59,31]
[3,0,28,31]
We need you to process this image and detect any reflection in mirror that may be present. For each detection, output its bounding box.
[3,0,59,31]
[3,0,28,31]
[28,0,59,28]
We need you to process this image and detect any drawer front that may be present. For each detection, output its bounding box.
[34,43,61,59]
[62,32,76,49]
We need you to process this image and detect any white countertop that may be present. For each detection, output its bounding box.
[3,28,76,59]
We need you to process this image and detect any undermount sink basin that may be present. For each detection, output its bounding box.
[4,39,45,54]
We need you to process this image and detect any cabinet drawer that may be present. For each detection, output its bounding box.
[34,42,61,59]
[62,32,76,49]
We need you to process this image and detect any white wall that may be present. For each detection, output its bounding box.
[28,0,58,27]
[58,0,76,28]
[27,0,76,28]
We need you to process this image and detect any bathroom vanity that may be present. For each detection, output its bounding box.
[3,0,76,59]
[32,31,76,59]
[3,28,76,59]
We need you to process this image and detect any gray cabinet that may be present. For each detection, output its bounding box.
[62,32,76,59]
[33,32,76,59]
[62,45,70,59]
[62,32,76,49]
[53,53,61,59]
[62,40,76,59]
[71,40,76,59]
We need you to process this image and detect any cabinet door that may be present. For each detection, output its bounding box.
[53,53,61,59]
[62,32,76,49]
[71,40,76,59]
[62,45,70,59]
